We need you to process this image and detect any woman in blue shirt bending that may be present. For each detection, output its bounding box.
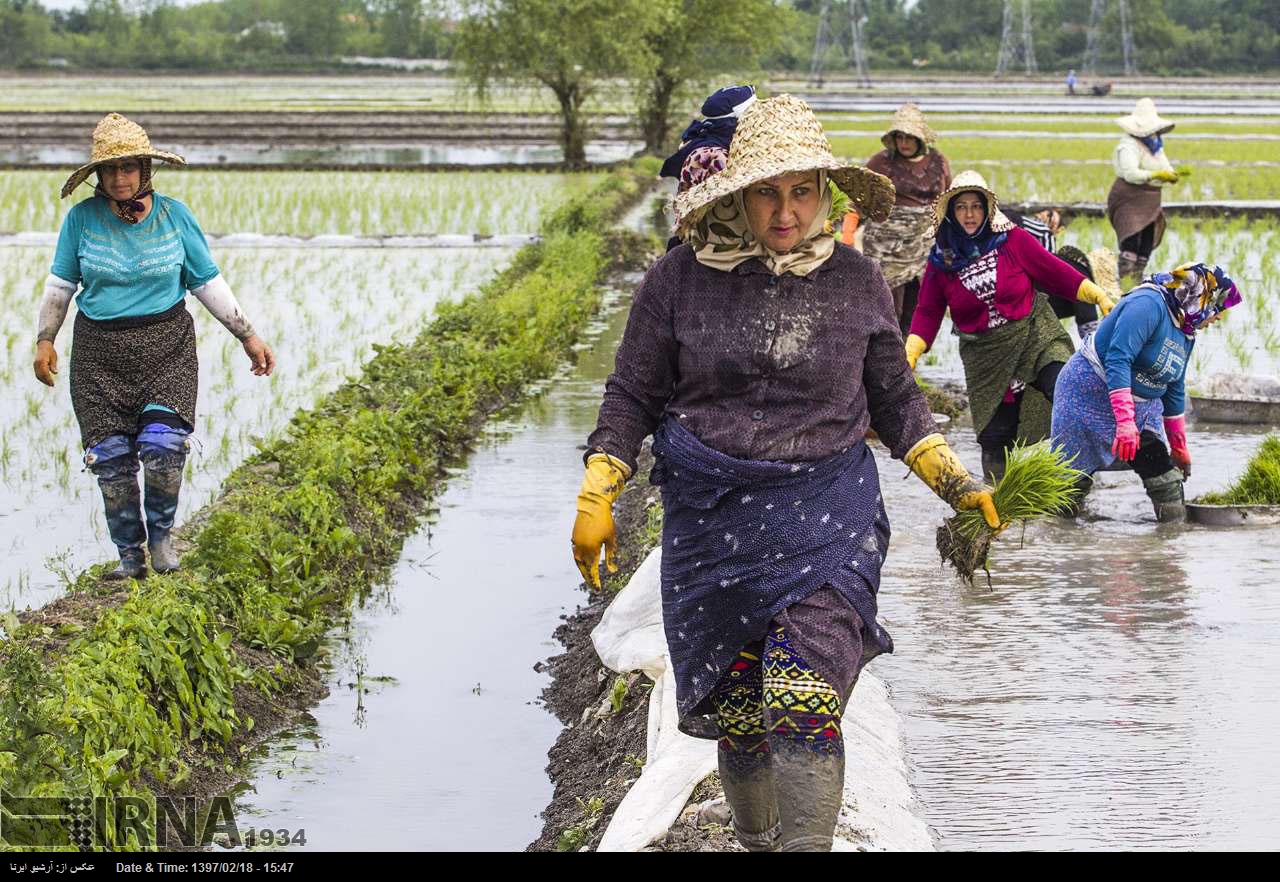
[32,113,275,580]
[1051,263,1240,522]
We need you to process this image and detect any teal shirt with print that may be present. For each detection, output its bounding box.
[50,194,220,321]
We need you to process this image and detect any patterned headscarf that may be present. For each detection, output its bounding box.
[1144,262,1241,336]
[686,170,835,277]
[660,85,757,181]
[928,192,1008,273]
[93,157,154,224]
[678,145,728,194]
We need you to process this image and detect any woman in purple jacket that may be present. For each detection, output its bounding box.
[569,97,1003,852]
[904,171,1115,481]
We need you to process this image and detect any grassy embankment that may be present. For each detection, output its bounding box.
[0,160,658,851]
[1194,435,1280,505]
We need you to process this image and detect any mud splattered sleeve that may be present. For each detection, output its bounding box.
[587,256,680,474]
[861,268,938,460]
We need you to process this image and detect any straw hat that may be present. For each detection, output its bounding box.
[673,94,894,236]
[932,169,1014,233]
[1057,245,1122,299]
[60,113,185,198]
[1116,98,1174,139]
[881,103,936,150]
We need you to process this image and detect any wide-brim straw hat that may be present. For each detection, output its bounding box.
[60,113,186,198]
[1116,98,1174,139]
[932,169,1014,233]
[881,102,936,150]
[1058,245,1122,300]
[673,94,894,236]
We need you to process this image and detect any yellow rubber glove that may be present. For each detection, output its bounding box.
[1076,278,1115,317]
[1150,170,1179,184]
[904,434,1002,530]
[904,334,928,371]
[571,452,631,591]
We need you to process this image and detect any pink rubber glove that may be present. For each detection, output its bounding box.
[1109,388,1141,461]
[1164,414,1191,478]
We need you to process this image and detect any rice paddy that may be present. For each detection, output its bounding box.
[0,169,596,607]
[0,170,602,236]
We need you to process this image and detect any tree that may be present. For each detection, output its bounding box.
[280,0,344,57]
[634,0,779,155]
[0,0,53,67]
[455,0,657,168]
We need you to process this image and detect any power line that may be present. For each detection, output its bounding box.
[995,0,1037,77]
[1083,0,1139,76]
[809,0,870,88]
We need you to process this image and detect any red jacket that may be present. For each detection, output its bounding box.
[909,226,1086,347]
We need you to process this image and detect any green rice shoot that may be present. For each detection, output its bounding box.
[1193,435,1280,506]
[937,440,1087,585]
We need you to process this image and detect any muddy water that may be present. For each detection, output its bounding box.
[871,413,1280,850]
[229,207,657,850]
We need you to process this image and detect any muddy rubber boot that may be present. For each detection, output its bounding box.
[981,447,1007,484]
[718,752,780,852]
[98,474,147,581]
[771,744,844,852]
[1062,474,1094,518]
[1117,252,1139,282]
[143,464,183,573]
[1143,468,1187,523]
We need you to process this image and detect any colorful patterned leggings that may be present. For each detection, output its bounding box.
[711,624,844,770]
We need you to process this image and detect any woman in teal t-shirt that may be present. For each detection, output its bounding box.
[33,113,276,581]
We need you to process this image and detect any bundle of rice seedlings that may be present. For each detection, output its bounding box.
[1193,434,1280,505]
[1176,164,1194,178]
[936,440,1086,585]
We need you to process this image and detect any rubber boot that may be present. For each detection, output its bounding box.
[770,744,845,852]
[1134,254,1150,279]
[98,474,147,581]
[981,447,1007,484]
[1143,468,1187,523]
[1117,251,1139,282]
[718,751,780,852]
[1061,474,1094,518]
[142,462,183,573]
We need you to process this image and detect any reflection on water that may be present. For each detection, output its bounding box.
[1,142,641,168]
[873,424,1280,850]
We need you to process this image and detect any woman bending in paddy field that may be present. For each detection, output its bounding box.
[32,113,275,581]
[1052,263,1241,523]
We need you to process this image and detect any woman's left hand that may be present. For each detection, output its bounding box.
[242,335,275,376]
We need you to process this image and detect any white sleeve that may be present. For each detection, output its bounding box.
[190,274,256,341]
[37,274,78,343]
[1114,140,1154,186]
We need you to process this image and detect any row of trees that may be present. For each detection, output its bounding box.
[1,0,1276,75]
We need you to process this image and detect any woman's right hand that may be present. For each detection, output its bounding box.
[571,454,630,591]
[33,341,57,386]
[1150,170,1179,184]
[904,334,928,371]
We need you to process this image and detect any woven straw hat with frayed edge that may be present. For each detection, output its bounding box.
[1116,98,1174,139]
[673,94,895,237]
[60,113,186,198]
[932,169,1014,234]
[881,102,936,150]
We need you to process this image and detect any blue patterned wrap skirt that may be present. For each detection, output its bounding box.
[649,418,894,731]
[1051,351,1166,475]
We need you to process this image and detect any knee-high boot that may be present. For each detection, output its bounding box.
[98,473,147,580]
[718,750,780,852]
[142,459,183,572]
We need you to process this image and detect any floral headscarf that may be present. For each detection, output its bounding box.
[93,157,154,224]
[686,171,834,277]
[1144,262,1241,336]
[927,191,1008,273]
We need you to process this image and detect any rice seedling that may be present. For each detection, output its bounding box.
[0,170,603,237]
[936,440,1087,585]
[1194,435,1280,505]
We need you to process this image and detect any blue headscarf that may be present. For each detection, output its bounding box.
[659,85,757,180]
[927,192,1008,273]
[1139,133,1164,154]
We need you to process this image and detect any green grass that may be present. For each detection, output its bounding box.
[0,170,603,236]
[0,160,657,850]
[1194,435,1280,505]
[829,134,1280,165]
[818,114,1280,136]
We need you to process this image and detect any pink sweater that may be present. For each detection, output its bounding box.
[908,226,1086,347]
